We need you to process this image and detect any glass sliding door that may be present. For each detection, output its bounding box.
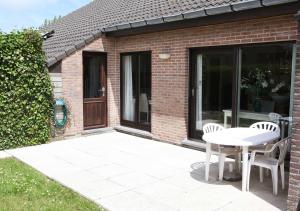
[238,43,293,127]
[189,42,294,141]
[190,48,234,139]
[121,52,151,131]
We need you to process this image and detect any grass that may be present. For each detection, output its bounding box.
[0,158,104,211]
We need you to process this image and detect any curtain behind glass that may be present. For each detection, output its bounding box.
[196,54,203,130]
[123,56,135,121]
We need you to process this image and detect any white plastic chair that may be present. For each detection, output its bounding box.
[269,113,285,140]
[247,137,290,195]
[250,121,280,133]
[249,121,280,172]
[250,121,280,153]
[269,112,282,125]
[204,123,241,181]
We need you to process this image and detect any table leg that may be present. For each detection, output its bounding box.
[242,146,249,192]
[205,143,211,181]
[224,114,227,128]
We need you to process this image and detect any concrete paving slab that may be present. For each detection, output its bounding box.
[7,132,287,211]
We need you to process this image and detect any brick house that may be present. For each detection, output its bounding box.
[44,0,300,209]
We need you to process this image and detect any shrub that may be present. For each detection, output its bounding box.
[0,30,53,150]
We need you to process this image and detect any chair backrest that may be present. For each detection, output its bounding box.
[250,121,280,133]
[270,137,290,165]
[203,123,224,134]
[269,112,282,124]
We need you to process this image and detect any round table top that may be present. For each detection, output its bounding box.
[202,127,280,147]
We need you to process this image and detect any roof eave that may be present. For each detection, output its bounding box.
[262,0,298,6]
[102,0,298,33]
[46,0,299,67]
[46,30,103,67]
[231,0,263,11]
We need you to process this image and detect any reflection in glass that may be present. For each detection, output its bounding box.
[139,53,151,124]
[239,44,293,126]
[84,57,101,98]
[195,50,233,130]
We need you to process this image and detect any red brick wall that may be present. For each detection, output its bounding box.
[57,13,300,209]
[288,20,300,211]
[61,36,118,136]
[116,14,298,143]
[60,15,298,143]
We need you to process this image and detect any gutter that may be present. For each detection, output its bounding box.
[102,0,298,33]
[46,0,298,66]
[296,10,300,20]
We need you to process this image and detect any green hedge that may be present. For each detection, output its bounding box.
[0,30,53,150]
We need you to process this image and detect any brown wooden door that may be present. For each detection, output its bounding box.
[83,52,107,129]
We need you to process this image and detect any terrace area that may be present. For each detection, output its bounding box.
[6,132,287,211]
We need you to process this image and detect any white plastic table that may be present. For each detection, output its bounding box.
[202,127,280,192]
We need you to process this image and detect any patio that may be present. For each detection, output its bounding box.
[7,132,287,211]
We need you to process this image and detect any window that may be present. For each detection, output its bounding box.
[121,52,151,131]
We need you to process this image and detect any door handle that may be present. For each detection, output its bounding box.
[101,87,106,97]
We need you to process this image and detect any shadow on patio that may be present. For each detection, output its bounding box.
[189,161,287,210]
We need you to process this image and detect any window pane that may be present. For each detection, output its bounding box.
[196,50,233,130]
[139,53,151,124]
[239,43,293,126]
[84,57,101,98]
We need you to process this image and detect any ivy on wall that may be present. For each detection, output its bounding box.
[0,30,53,150]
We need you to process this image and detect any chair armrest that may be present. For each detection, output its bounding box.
[251,149,272,154]
[250,143,278,162]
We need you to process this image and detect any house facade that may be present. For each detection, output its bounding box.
[44,0,300,209]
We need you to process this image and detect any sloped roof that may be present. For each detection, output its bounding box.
[43,0,297,66]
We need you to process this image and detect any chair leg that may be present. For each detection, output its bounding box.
[271,166,278,196]
[205,151,211,182]
[280,164,285,190]
[259,167,264,183]
[219,154,226,181]
[247,163,252,191]
[264,152,270,177]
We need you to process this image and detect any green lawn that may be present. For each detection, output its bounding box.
[0,158,104,211]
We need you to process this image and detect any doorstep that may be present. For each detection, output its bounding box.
[82,127,114,136]
[114,126,153,139]
[182,138,206,151]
